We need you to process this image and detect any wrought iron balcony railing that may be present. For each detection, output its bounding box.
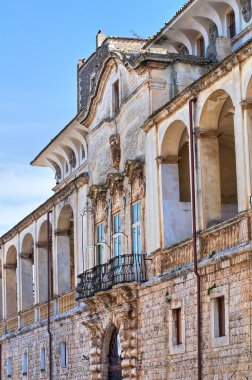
[76,253,147,299]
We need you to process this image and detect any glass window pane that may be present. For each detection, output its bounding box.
[40,348,45,371]
[137,202,141,222]
[60,342,67,368]
[137,225,141,254]
[7,358,12,377]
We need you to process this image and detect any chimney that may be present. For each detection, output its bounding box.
[96,30,106,49]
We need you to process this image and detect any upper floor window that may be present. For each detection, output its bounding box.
[96,222,105,266]
[197,36,205,57]
[132,202,141,257]
[112,80,120,114]
[227,10,236,38]
[113,213,122,258]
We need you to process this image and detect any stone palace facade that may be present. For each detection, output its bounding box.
[0,0,252,378]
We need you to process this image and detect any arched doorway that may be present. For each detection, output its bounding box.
[108,327,122,380]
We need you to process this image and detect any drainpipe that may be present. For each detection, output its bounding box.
[189,97,202,380]
[47,210,53,380]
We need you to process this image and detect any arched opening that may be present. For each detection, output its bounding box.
[245,76,252,197]
[160,121,192,246]
[57,205,75,295]
[20,234,35,310]
[5,246,18,317]
[0,259,3,320]
[102,325,122,380]
[199,89,238,227]
[108,327,122,380]
[38,221,53,303]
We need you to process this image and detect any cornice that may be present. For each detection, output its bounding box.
[0,172,89,246]
[142,40,252,132]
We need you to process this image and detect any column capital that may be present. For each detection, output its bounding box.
[156,155,181,164]
[195,128,219,139]
[54,229,69,236]
[240,98,252,110]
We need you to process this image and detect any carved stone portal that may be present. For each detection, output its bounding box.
[110,134,121,169]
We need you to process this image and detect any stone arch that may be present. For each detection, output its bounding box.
[199,89,238,227]
[56,204,75,294]
[5,245,18,317]
[101,323,122,380]
[20,233,34,310]
[160,120,192,246]
[37,220,53,303]
[246,75,252,98]
[0,259,3,320]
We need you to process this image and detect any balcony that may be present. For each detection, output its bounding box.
[76,253,147,299]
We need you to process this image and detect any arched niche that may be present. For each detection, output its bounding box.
[160,120,192,247]
[20,233,34,310]
[37,221,53,303]
[56,205,75,295]
[199,89,238,227]
[5,245,18,317]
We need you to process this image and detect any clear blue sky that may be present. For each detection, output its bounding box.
[0,0,185,235]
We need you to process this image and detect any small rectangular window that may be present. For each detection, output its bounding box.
[7,357,12,378]
[228,10,236,38]
[215,296,225,338]
[112,80,120,114]
[22,352,28,375]
[40,348,45,372]
[173,307,182,345]
[60,342,67,368]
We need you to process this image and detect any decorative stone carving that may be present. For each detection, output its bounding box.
[83,283,140,380]
[240,0,252,22]
[206,22,219,61]
[109,134,121,169]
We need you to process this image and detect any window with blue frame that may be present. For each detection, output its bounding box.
[96,223,105,265]
[113,213,122,261]
[132,201,141,261]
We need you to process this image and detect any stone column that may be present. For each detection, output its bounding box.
[197,130,221,229]
[241,99,252,204]
[145,127,161,254]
